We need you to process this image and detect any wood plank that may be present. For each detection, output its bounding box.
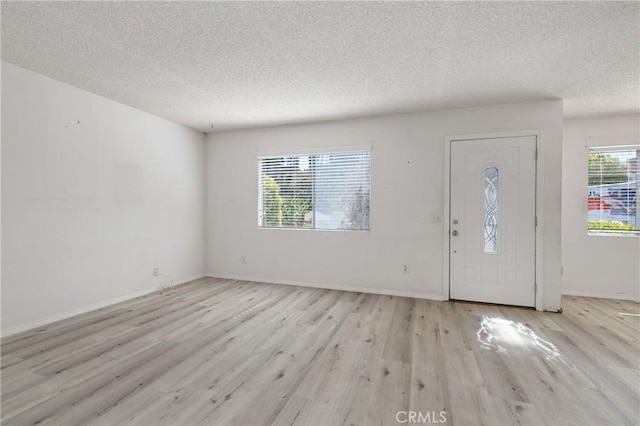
[382,297,415,363]
[410,301,451,423]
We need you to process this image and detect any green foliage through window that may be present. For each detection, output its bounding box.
[588,153,629,185]
[587,220,635,231]
[261,175,282,228]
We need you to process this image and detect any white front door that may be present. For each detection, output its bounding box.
[450,136,537,307]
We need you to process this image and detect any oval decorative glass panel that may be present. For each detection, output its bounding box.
[483,167,499,253]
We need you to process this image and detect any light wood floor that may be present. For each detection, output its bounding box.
[1,278,639,426]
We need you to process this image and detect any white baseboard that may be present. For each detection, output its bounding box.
[206,273,444,302]
[2,273,445,338]
[1,274,206,338]
[562,289,640,302]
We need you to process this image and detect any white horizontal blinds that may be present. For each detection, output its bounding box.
[587,146,639,232]
[313,152,370,230]
[258,150,371,230]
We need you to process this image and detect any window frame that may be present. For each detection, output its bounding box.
[257,148,372,232]
[586,145,639,236]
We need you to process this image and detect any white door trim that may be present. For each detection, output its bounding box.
[443,130,545,311]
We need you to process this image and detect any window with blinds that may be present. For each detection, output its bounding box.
[587,146,639,233]
[258,150,371,230]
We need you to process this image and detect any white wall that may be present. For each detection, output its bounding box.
[562,114,640,301]
[1,62,206,335]
[205,99,563,311]
[0,62,566,336]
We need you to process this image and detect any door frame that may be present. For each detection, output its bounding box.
[443,130,544,311]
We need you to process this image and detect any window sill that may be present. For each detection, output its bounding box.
[258,226,370,233]
[587,231,640,237]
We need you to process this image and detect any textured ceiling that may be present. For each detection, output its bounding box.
[2,1,639,132]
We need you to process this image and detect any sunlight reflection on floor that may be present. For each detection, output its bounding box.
[477,316,567,364]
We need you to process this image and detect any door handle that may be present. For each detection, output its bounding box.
[452,230,459,236]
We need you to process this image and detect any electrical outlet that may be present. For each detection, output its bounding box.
[153,267,159,277]
[431,215,442,223]
[402,264,409,274]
